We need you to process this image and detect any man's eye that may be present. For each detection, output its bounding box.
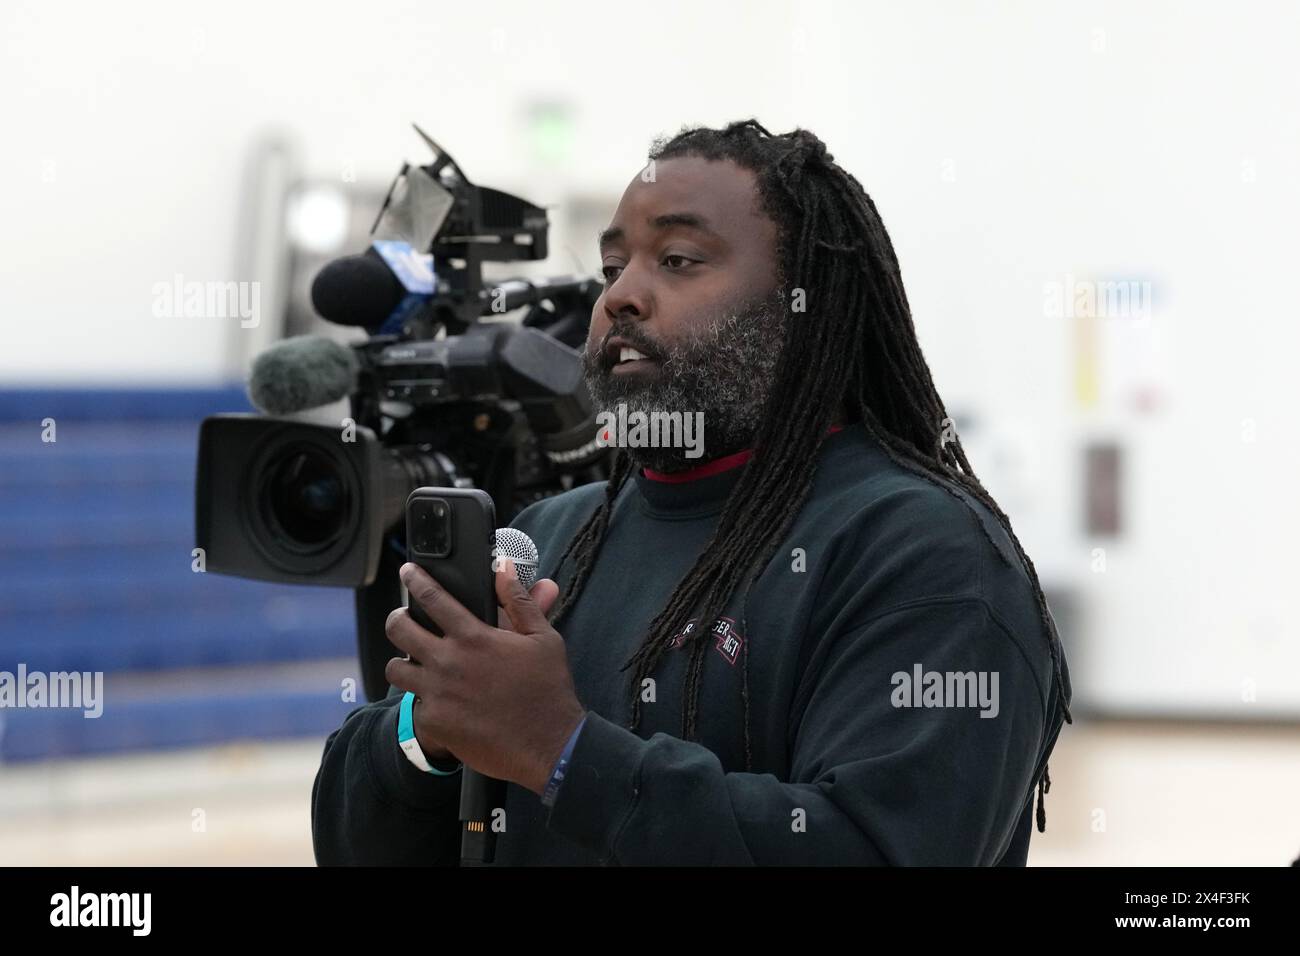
[599,256,695,283]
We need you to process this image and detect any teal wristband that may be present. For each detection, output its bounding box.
[398,691,462,776]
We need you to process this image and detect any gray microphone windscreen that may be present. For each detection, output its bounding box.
[495,527,540,590]
[247,335,359,415]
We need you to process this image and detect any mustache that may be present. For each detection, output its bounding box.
[587,289,785,373]
[591,326,667,368]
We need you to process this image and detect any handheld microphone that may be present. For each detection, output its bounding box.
[493,526,539,588]
[246,334,359,415]
[460,527,540,866]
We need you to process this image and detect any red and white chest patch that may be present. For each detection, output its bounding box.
[668,616,745,666]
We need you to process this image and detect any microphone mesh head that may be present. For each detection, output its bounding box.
[494,527,539,590]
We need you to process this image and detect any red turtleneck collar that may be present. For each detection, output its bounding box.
[641,424,845,483]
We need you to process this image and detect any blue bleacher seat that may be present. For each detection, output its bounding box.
[0,387,362,761]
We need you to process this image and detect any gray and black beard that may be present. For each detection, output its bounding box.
[581,286,789,474]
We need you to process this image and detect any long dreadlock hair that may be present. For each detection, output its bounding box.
[547,119,1072,831]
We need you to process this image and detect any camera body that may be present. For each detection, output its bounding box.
[195,130,610,591]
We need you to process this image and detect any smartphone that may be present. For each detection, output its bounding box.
[405,486,504,865]
[404,487,498,637]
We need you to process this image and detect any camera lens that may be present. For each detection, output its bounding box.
[263,448,351,546]
[208,416,448,583]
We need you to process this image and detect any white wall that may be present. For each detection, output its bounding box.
[2,0,1297,716]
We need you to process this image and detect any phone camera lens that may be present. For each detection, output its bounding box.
[411,497,452,557]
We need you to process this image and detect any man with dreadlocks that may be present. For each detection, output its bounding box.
[312,119,1072,866]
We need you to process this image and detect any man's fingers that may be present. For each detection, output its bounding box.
[384,606,441,663]
[384,655,423,694]
[495,559,554,635]
[400,563,486,641]
[531,578,559,617]
[496,571,558,618]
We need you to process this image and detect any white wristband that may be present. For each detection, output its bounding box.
[397,691,462,776]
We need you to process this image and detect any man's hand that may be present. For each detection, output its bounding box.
[384,560,585,796]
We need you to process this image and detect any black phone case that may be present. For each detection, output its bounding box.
[404,487,498,638]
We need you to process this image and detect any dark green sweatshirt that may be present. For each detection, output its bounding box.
[311,421,1070,865]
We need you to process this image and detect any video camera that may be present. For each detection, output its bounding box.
[195,126,610,698]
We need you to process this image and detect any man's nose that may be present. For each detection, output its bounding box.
[600,265,651,322]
